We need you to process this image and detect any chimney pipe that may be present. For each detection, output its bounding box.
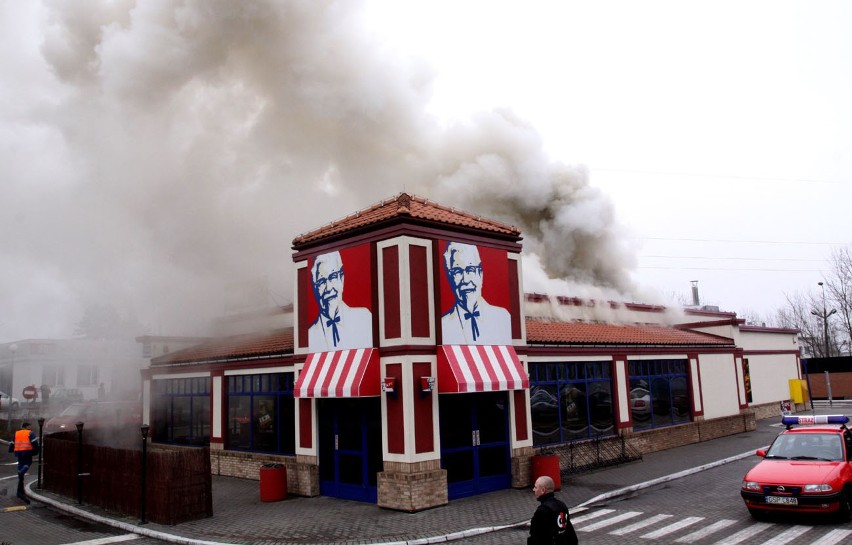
[691,280,700,306]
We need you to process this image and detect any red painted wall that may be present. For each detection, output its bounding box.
[413,361,435,453]
[409,245,430,338]
[513,390,527,441]
[382,245,401,339]
[386,363,405,454]
[297,266,309,349]
[508,258,521,340]
[299,398,312,449]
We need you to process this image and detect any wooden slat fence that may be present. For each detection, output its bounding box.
[42,430,212,525]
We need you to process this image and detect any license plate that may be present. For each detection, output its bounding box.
[765,496,798,505]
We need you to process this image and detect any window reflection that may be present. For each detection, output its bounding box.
[530,362,614,446]
[629,360,691,430]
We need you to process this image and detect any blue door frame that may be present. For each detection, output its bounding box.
[318,397,381,503]
[440,392,511,499]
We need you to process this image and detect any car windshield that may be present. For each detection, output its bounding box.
[766,432,844,461]
[60,404,89,417]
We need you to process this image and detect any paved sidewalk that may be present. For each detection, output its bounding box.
[15,414,789,545]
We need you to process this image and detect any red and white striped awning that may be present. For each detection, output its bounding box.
[438,345,528,393]
[294,348,379,398]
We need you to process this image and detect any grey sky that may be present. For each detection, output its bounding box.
[2,1,850,342]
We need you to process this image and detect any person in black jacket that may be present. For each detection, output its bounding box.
[528,475,578,545]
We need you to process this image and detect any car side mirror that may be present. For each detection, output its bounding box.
[756,449,767,457]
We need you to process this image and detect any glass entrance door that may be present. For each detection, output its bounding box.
[440,391,510,499]
[318,397,382,503]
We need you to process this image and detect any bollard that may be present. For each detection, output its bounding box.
[37,417,44,490]
[75,421,84,504]
[140,424,149,524]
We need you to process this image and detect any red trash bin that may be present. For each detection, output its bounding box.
[259,463,287,502]
[531,454,561,491]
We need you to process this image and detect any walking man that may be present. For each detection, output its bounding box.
[12,421,39,504]
[528,475,578,545]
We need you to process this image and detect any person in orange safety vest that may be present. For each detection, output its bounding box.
[13,421,39,505]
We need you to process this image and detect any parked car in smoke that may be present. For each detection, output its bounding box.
[49,387,85,407]
[0,390,20,411]
[43,401,142,434]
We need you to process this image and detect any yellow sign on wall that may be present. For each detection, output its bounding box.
[789,379,810,404]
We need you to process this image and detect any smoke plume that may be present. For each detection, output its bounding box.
[0,0,649,341]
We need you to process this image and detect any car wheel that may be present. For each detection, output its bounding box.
[838,488,852,522]
[747,508,766,520]
[10,401,19,411]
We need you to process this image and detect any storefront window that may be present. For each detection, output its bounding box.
[529,361,614,446]
[629,359,690,430]
[226,373,295,455]
[152,376,210,445]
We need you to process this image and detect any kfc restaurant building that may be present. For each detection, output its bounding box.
[142,193,802,512]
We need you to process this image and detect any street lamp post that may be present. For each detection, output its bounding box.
[37,417,45,490]
[75,421,84,505]
[140,424,149,524]
[811,282,837,357]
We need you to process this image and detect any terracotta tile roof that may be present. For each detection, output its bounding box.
[149,320,733,367]
[151,328,294,366]
[525,319,734,346]
[292,193,521,246]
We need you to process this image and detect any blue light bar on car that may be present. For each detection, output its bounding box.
[781,415,849,426]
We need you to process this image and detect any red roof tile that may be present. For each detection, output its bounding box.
[526,319,733,346]
[151,319,733,367]
[151,328,294,366]
[292,193,521,246]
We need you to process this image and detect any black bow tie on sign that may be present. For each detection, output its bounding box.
[463,309,480,341]
[327,314,341,347]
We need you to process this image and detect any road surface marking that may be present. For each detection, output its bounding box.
[810,528,852,545]
[577,511,642,532]
[641,516,704,539]
[571,508,615,524]
[711,522,772,545]
[610,513,674,535]
[759,525,811,545]
[675,519,737,543]
[59,534,141,545]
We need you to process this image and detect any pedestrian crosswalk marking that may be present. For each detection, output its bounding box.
[675,519,737,543]
[571,507,852,544]
[610,513,674,535]
[640,516,704,539]
[577,511,642,532]
[760,525,811,545]
[59,535,141,545]
[810,528,852,545]
[570,508,615,524]
[712,522,773,545]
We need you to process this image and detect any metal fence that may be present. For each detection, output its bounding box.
[548,434,643,476]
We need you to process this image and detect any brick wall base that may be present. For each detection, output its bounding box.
[377,460,447,512]
[512,446,535,488]
[623,411,757,455]
[209,446,319,497]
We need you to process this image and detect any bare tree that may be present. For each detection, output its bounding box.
[775,246,852,357]
[782,291,827,357]
[824,247,852,355]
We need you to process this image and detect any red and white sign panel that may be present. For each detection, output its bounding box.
[438,345,528,393]
[294,348,379,398]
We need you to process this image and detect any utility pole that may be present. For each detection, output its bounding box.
[811,282,837,357]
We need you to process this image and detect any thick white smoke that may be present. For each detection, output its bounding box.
[0,0,652,341]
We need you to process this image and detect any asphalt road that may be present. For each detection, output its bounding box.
[1,440,166,545]
[462,455,852,545]
[3,435,852,545]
